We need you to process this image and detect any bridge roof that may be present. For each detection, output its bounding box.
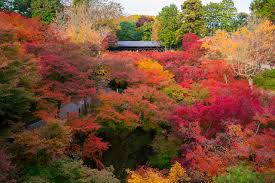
[117,41,161,48]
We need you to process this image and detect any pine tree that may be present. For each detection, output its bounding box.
[177,0,206,38]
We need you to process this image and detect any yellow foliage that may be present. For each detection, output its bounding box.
[138,59,163,70]
[137,59,174,82]
[66,24,107,46]
[203,21,275,79]
[203,30,232,55]
[152,19,160,41]
[127,162,187,183]
[56,4,112,49]
[168,162,187,182]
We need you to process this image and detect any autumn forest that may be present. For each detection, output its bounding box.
[0,0,274,182]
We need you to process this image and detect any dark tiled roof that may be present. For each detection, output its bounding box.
[27,120,46,130]
[117,41,161,47]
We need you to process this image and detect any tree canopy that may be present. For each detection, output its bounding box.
[178,0,206,37]
[157,4,180,48]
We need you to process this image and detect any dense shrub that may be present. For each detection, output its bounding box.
[214,165,265,183]
[149,134,181,169]
[22,158,119,183]
[254,69,275,90]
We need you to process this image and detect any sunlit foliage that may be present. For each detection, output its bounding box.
[127,162,188,183]
[0,9,274,183]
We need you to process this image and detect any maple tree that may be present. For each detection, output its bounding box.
[137,58,174,87]
[92,54,144,90]
[69,116,109,169]
[229,126,275,172]
[38,55,96,101]
[203,21,275,85]
[185,144,227,176]
[201,60,234,84]
[96,85,176,130]
[0,12,42,127]
[127,162,188,183]
[136,16,154,28]
[175,66,206,86]
[12,121,72,164]
[171,90,258,138]
[1,9,274,183]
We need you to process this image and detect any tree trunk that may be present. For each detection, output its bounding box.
[248,77,253,90]
[223,74,228,84]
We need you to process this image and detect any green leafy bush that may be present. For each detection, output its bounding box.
[22,158,120,183]
[214,165,265,183]
[149,134,181,169]
[254,69,275,90]
[162,83,209,104]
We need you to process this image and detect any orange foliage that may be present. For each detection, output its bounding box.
[127,162,188,183]
[186,145,227,176]
[0,12,44,44]
[137,59,174,87]
[96,85,176,130]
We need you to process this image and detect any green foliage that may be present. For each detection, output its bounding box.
[73,0,89,6]
[220,0,238,31]
[100,127,154,180]
[0,32,36,127]
[89,167,120,183]
[116,21,142,41]
[31,0,62,24]
[254,69,275,90]
[162,83,192,103]
[0,0,4,9]
[0,1,11,12]
[191,84,210,102]
[24,176,52,183]
[234,12,249,28]
[157,4,180,48]
[214,165,265,183]
[22,158,120,183]
[204,2,221,36]
[139,22,153,41]
[162,83,209,104]
[50,158,92,183]
[149,134,181,169]
[178,0,206,37]
[13,0,32,17]
[250,0,275,21]
[204,0,238,35]
[0,0,31,17]
[0,87,34,125]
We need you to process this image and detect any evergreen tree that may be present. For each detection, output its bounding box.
[204,2,223,36]
[204,0,238,35]
[250,0,275,21]
[0,0,31,17]
[140,22,153,41]
[13,0,32,17]
[116,21,142,41]
[177,0,206,38]
[220,0,237,32]
[157,4,179,48]
[31,0,62,24]
[234,12,249,29]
